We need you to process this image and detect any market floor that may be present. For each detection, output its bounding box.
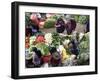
[40,23,86,34]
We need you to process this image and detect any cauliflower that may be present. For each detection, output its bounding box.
[45,33,53,45]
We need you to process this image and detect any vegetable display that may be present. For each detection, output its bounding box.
[25,13,90,68]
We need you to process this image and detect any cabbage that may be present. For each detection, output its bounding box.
[36,43,49,56]
[77,33,89,65]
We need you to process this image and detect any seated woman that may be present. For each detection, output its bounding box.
[50,47,62,67]
[55,18,65,33]
[65,19,76,35]
[26,13,41,37]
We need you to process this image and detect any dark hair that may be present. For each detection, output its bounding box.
[56,18,65,24]
[49,47,57,54]
[32,47,42,58]
[56,18,65,33]
[66,19,76,35]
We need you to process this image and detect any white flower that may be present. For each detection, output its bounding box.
[57,45,64,55]
[79,33,84,40]
[58,45,64,50]
[45,33,53,45]
[63,39,70,45]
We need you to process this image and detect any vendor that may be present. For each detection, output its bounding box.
[55,18,65,33]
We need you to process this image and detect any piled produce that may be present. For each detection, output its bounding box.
[25,13,90,68]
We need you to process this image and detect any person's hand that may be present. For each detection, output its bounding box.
[55,24,61,27]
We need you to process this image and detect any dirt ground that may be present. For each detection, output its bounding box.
[40,23,86,34]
